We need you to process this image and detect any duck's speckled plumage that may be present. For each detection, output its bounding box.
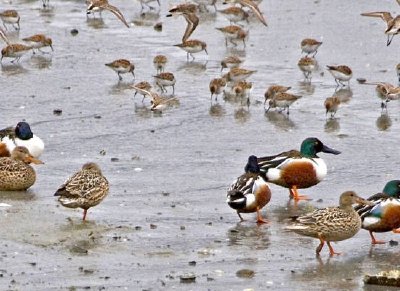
[0,146,43,191]
[55,162,109,220]
[287,191,373,255]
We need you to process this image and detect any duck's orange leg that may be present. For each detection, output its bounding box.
[327,241,341,256]
[256,207,268,224]
[392,228,400,233]
[237,211,244,222]
[316,236,325,255]
[290,185,310,201]
[369,231,385,244]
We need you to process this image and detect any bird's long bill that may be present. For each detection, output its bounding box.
[50,45,54,51]
[166,14,172,17]
[25,155,44,165]
[355,196,375,206]
[321,144,341,155]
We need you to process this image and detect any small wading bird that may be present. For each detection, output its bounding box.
[105,59,135,81]
[0,122,44,158]
[174,39,208,61]
[355,180,400,245]
[298,57,317,80]
[300,38,323,57]
[166,5,199,43]
[326,65,352,87]
[1,44,32,63]
[0,10,20,30]
[257,137,341,201]
[153,72,176,94]
[227,155,271,223]
[22,34,53,54]
[361,11,400,46]
[223,0,267,26]
[266,92,301,115]
[54,162,109,221]
[264,85,291,107]
[209,77,227,101]
[0,146,43,191]
[86,0,130,28]
[324,96,341,118]
[286,191,373,256]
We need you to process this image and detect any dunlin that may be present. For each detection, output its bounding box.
[105,59,135,81]
[1,44,32,63]
[326,65,352,87]
[223,0,267,26]
[298,57,317,80]
[218,6,249,24]
[300,38,322,56]
[221,55,242,71]
[324,96,341,118]
[174,39,207,61]
[361,11,400,46]
[153,54,167,73]
[266,92,301,114]
[0,10,20,30]
[153,72,176,94]
[209,77,227,101]
[22,34,53,53]
[216,25,248,47]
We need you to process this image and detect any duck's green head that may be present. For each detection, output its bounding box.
[15,122,33,140]
[382,180,400,197]
[300,137,341,158]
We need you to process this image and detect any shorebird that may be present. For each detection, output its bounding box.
[326,65,352,87]
[300,38,322,57]
[167,6,199,43]
[361,11,400,46]
[223,0,267,26]
[324,96,341,118]
[54,162,109,221]
[86,0,130,28]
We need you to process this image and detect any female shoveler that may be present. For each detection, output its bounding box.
[0,121,44,158]
[227,155,271,223]
[355,180,400,244]
[54,162,109,221]
[286,191,373,256]
[0,146,43,191]
[257,137,341,201]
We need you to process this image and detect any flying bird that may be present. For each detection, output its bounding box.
[86,0,130,28]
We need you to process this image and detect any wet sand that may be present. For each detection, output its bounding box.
[1,0,400,290]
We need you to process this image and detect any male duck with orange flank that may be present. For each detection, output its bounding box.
[355,180,400,244]
[227,155,271,223]
[0,122,44,158]
[257,137,340,201]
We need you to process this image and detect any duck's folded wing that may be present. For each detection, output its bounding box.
[257,150,302,170]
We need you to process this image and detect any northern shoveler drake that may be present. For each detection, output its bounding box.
[54,162,109,221]
[0,146,43,191]
[0,122,44,158]
[286,191,373,256]
[355,180,400,244]
[257,137,341,201]
[227,155,271,223]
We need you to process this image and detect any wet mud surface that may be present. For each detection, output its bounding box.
[1,0,400,290]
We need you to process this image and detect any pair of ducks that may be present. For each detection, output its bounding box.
[0,122,109,221]
[226,137,400,256]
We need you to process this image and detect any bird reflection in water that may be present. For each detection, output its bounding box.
[264,110,295,131]
[324,118,340,133]
[227,223,270,250]
[234,106,250,123]
[334,88,353,103]
[376,112,392,131]
[209,103,225,118]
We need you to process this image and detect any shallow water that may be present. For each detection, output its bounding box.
[1,0,400,290]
